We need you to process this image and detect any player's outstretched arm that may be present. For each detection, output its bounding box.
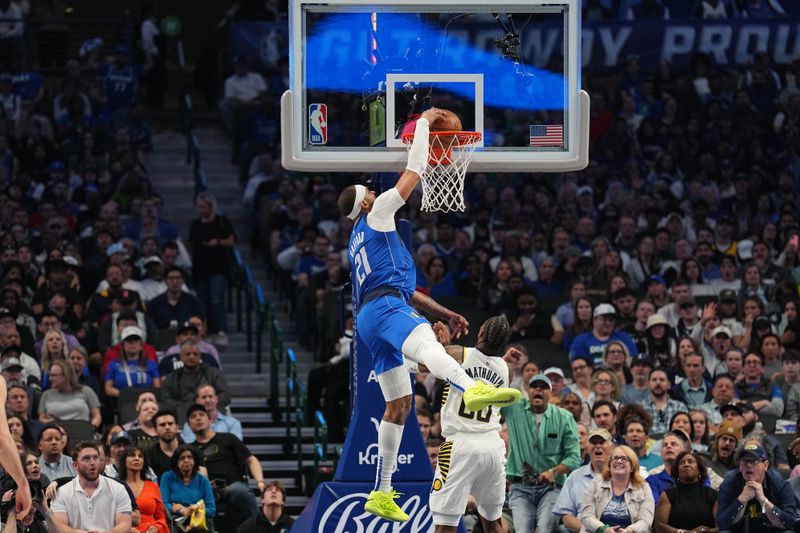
[395,108,446,201]
[410,291,469,338]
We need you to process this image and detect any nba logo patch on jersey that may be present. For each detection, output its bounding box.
[309,103,327,145]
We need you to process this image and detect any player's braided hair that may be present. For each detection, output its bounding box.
[477,315,512,357]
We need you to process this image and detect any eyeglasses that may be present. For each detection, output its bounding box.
[744,360,761,366]
[594,379,612,385]
[738,458,764,467]
[610,456,631,463]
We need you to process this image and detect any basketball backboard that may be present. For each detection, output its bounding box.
[281,0,589,172]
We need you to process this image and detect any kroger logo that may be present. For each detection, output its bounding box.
[317,492,434,532]
[358,418,415,467]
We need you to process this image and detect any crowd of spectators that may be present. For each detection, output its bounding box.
[0,3,303,532]
[219,0,800,531]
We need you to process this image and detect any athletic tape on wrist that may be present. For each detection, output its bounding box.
[347,184,367,220]
[405,117,430,176]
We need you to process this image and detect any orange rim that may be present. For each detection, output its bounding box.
[402,131,482,147]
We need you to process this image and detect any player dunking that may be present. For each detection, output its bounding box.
[337,107,521,522]
[426,316,514,533]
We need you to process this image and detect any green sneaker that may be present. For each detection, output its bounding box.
[364,489,409,522]
[463,380,521,412]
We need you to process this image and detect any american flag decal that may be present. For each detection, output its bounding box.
[529,124,563,147]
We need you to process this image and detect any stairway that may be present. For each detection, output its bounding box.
[146,126,321,517]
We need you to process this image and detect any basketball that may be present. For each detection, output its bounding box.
[429,109,462,132]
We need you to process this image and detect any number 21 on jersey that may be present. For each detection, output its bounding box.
[353,248,371,286]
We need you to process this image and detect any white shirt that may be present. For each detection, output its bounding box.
[140,18,160,57]
[224,72,267,103]
[51,475,132,531]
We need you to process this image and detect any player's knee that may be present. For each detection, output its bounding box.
[384,395,411,424]
[402,325,442,362]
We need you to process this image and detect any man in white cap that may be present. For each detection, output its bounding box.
[544,367,566,401]
[336,107,520,522]
[552,428,613,533]
[569,303,638,366]
[708,325,733,376]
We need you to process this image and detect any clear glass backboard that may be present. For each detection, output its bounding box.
[281,0,589,172]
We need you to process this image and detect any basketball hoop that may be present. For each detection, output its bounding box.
[401,130,482,213]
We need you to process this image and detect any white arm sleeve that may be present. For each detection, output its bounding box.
[405,117,430,176]
[366,188,405,232]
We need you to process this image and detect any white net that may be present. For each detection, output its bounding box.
[403,132,481,213]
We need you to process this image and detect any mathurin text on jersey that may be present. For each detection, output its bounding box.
[465,367,502,387]
[349,231,364,257]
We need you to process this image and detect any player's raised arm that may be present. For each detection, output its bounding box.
[395,108,446,201]
[410,290,469,338]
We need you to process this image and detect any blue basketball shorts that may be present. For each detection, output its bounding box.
[356,294,429,375]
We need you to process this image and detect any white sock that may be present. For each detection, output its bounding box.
[374,420,404,493]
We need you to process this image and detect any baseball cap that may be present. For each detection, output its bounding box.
[720,401,752,417]
[1,357,23,372]
[110,431,133,445]
[677,295,696,307]
[647,274,667,286]
[593,303,616,318]
[711,325,733,338]
[178,321,199,335]
[716,420,742,442]
[587,428,613,442]
[1,345,21,358]
[737,441,768,462]
[186,403,208,419]
[577,185,593,197]
[528,374,552,390]
[106,242,126,257]
[121,326,143,342]
[564,246,582,258]
[543,367,564,379]
[142,255,162,266]
[0,307,15,320]
[717,213,735,225]
[718,289,738,303]
[63,256,79,267]
[738,239,753,260]
[645,314,669,330]
[630,355,654,368]
[753,315,771,330]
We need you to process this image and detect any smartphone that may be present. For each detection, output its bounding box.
[791,235,799,250]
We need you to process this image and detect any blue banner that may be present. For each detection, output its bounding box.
[335,309,432,481]
[233,17,800,74]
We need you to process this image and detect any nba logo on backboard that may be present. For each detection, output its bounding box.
[309,103,327,145]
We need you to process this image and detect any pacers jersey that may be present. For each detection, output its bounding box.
[440,347,509,437]
[348,189,415,313]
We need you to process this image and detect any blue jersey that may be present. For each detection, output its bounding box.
[348,188,415,312]
[100,64,142,112]
[12,71,43,101]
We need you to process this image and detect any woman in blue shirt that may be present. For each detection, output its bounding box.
[104,326,160,398]
[160,444,216,523]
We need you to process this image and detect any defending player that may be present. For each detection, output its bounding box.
[337,107,521,522]
[425,316,514,533]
